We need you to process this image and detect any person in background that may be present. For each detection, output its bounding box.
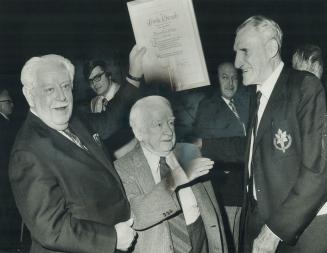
[83,59,139,159]
[9,46,146,253]
[292,44,323,79]
[115,95,227,253]
[0,88,25,251]
[193,62,250,252]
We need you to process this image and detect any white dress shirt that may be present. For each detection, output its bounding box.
[248,61,284,199]
[141,145,200,225]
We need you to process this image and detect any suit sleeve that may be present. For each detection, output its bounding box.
[114,159,181,230]
[87,80,140,140]
[267,75,327,244]
[9,149,117,253]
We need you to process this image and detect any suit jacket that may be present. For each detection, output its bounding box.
[9,81,139,253]
[194,91,249,139]
[201,67,327,249]
[114,143,228,253]
[194,92,250,206]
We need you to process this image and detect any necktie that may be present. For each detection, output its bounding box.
[229,98,246,136]
[63,128,88,151]
[248,91,262,205]
[159,157,192,253]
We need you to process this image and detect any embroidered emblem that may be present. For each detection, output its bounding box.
[273,129,292,153]
[92,133,102,146]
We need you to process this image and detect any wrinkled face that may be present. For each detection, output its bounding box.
[89,66,110,96]
[218,63,239,99]
[138,105,176,156]
[0,90,14,116]
[234,25,273,85]
[28,62,73,130]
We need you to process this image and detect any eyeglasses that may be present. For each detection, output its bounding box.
[89,72,106,85]
[0,99,13,104]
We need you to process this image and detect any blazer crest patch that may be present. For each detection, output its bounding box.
[273,129,292,153]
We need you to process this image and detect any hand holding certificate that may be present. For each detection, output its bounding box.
[127,0,210,91]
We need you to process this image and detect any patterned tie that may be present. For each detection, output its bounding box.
[249,91,262,205]
[229,98,246,136]
[63,128,88,151]
[159,157,192,253]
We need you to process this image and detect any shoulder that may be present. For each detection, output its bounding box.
[114,144,141,172]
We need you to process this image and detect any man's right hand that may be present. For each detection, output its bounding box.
[115,218,137,251]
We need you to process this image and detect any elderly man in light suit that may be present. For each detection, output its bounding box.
[114,96,227,253]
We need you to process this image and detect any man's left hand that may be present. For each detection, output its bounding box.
[252,225,280,253]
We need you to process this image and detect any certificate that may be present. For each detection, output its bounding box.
[127,0,210,91]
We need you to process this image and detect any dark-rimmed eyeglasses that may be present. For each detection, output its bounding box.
[89,72,106,85]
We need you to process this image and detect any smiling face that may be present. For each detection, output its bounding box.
[218,63,239,99]
[234,25,275,85]
[137,104,176,156]
[88,66,110,96]
[26,62,73,130]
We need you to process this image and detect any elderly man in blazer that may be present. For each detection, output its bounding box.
[114,95,227,253]
[200,15,327,253]
[9,46,145,253]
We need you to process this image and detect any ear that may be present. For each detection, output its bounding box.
[22,86,35,108]
[131,126,143,142]
[266,38,279,58]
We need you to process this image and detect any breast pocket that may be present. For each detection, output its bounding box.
[271,119,297,160]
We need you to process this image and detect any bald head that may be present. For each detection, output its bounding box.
[218,62,239,99]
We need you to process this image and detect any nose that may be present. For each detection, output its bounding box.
[234,52,242,69]
[55,87,67,101]
[163,122,173,136]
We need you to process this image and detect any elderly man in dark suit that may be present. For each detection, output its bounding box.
[114,95,227,253]
[199,15,327,253]
[9,46,146,253]
[193,62,250,252]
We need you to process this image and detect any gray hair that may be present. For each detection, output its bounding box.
[237,15,283,52]
[292,44,323,79]
[21,54,75,89]
[129,95,172,130]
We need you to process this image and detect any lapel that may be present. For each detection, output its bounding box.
[132,144,157,193]
[27,112,121,182]
[254,67,289,152]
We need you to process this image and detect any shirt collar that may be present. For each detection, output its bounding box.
[103,81,120,101]
[221,96,231,105]
[141,143,161,173]
[257,61,284,100]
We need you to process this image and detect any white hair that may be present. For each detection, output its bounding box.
[129,95,171,131]
[21,54,75,89]
[237,15,283,53]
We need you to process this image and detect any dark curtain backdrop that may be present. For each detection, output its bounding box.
[0,0,326,121]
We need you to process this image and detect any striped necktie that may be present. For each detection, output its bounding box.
[63,128,88,151]
[159,157,192,253]
[229,98,246,136]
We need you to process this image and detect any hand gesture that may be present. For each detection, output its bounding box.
[128,45,146,78]
[184,157,214,181]
[115,218,137,251]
